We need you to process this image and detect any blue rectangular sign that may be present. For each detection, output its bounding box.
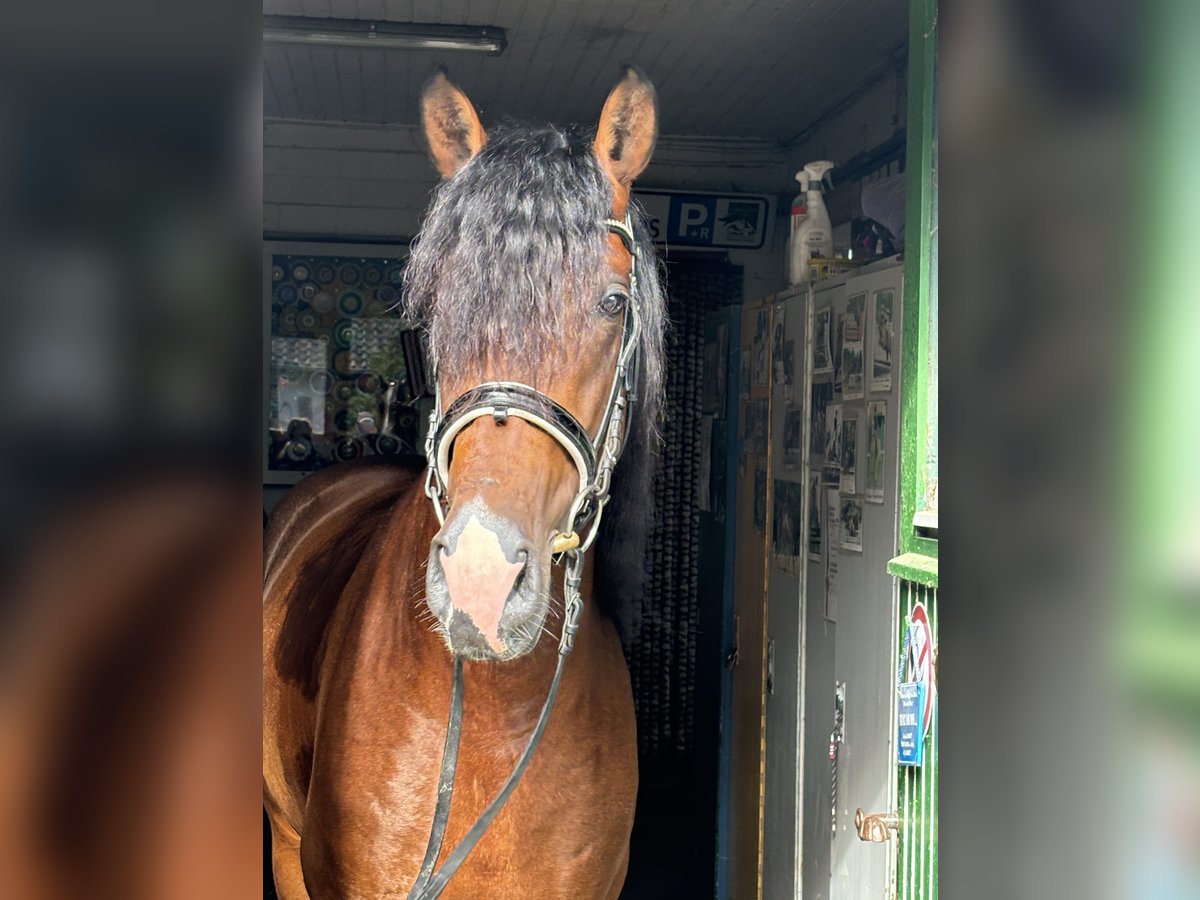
[634,190,773,251]
[896,682,926,766]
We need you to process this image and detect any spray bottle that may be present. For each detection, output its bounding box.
[786,160,836,285]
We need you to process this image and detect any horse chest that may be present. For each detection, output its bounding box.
[307,664,636,899]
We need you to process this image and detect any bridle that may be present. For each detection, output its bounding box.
[408,214,641,900]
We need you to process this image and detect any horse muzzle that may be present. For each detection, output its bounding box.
[425,503,550,660]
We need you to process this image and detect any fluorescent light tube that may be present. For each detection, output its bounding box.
[263,17,507,55]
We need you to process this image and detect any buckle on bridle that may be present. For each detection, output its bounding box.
[550,531,580,554]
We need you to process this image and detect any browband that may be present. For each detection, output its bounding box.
[604,217,636,254]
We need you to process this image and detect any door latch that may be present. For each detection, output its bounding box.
[855,808,900,842]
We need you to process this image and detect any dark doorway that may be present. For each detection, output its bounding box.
[620,253,743,899]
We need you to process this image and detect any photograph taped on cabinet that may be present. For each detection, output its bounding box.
[871,288,895,393]
[840,414,858,494]
[866,401,887,502]
[771,479,803,576]
[811,381,833,455]
[807,473,823,561]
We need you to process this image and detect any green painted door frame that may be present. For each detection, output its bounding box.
[896,0,938,565]
[889,0,938,896]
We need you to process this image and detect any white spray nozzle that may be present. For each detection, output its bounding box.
[803,160,836,191]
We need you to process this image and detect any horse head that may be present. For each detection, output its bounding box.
[406,67,661,661]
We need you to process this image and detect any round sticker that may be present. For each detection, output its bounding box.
[356,411,378,435]
[334,438,363,460]
[308,369,334,393]
[338,292,363,316]
[315,264,335,285]
[338,263,361,285]
[906,602,936,737]
[291,263,310,282]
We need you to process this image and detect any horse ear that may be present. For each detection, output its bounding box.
[594,65,658,197]
[421,70,487,180]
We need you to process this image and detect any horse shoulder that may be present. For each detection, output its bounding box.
[264,458,424,832]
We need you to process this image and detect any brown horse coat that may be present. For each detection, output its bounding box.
[263,460,637,898]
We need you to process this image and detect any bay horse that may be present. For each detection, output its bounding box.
[264,67,666,899]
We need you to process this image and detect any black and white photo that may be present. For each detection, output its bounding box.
[840,413,858,494]
[840,496,864,552]
[871,288,894,392]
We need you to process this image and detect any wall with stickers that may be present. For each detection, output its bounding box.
[263,240,428,490]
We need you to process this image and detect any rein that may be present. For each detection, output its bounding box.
[408,215,640,900]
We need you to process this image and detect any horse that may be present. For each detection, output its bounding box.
[264,66,666,899]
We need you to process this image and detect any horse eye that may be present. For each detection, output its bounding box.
[598,288,628,317]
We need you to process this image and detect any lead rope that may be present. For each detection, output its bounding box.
[406,552,586,900]
[408,655,464,896]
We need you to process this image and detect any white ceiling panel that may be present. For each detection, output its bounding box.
[262,0,907,141]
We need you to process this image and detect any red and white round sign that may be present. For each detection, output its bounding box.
[906,602,936,737]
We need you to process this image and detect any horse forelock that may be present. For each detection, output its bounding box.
[405,125,604,374]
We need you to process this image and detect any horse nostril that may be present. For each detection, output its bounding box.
[429,539,448,572]
[510,546,531,589]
